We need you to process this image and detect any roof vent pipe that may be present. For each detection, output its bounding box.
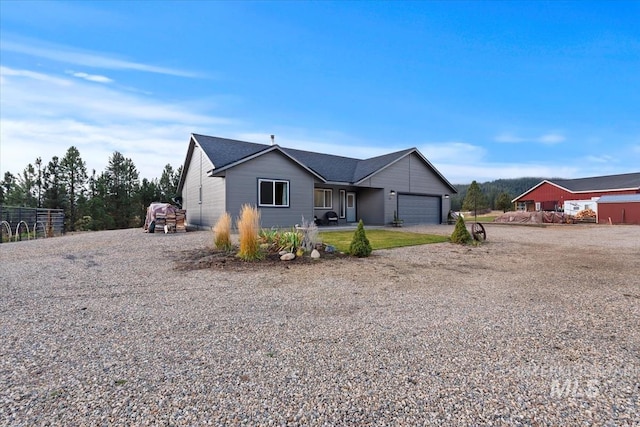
[270,134,275,145]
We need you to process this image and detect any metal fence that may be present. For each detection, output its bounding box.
[0,206,65,242]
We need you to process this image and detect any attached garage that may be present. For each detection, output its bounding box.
[397,194,441,224]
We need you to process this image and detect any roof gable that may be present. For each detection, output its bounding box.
[352,149,414,182]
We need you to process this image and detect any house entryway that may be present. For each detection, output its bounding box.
[346,192,356,222]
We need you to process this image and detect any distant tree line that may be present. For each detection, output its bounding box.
[0,146,182,231]
[451,177,546,212]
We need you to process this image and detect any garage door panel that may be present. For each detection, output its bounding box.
[398,194,440,224]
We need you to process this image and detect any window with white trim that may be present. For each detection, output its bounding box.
[259,179,289,207]
[314,188,333,209]
[339,190,346,218]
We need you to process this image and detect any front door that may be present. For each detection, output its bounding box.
[346,192,356,222]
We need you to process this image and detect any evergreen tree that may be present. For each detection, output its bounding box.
[86,169,113,230]
[105,152,140,228]
[15,163,38,207]
[60,147,88,231]
[349,219,372,257]
[35,157,43,208]
[138,177,162,223]
[1,172,22,206]
[42,157,66,210]
[158,164,180,202]
[495,192,513,212]
[450,214,472,244]
[462,180,489,214]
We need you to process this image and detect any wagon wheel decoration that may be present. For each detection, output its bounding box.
[471,222,486,241]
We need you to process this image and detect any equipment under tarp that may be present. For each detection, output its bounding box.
[144,203,186,233]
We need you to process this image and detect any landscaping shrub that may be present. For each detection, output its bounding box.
[277,229,303,254]
[237,204,262,260]
[450,214,472,244]
[349,219,372,257]
[299,215,320,253]
[213,212,232,251]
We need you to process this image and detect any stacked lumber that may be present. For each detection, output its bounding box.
[176,209,186,232]
[155,213,166,229]
[575,208,596,220]
[144,203,187,233]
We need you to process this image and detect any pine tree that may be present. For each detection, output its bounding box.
[42,157,66,210]
[495,192,513,212]
[462,180,489,214]
[349,219,372,257]
[61,147,88,231]
[158,164,180,202]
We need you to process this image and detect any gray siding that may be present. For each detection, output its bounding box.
[181,144,225,229]
[358,153,452,224]
[356,188,385,225]
[225,151,315,228]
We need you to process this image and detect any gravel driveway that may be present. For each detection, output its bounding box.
[1,224,639,426]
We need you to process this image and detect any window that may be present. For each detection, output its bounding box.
[259,179,289,207]
[314,188,333,209]
[339,190,346,218]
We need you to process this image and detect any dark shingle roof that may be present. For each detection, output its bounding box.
[193,134,269,169]
[280,147,361,183]
[551,172,640,192]
[192,134,424,185]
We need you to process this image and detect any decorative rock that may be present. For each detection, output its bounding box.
[278,250,288,256]
[311,249,320,259]
[280,252,295,261]
[324,245,336,253]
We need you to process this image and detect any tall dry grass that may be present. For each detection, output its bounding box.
[212,212,232,251]
[236,204,262,260]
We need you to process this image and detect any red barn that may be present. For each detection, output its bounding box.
[597,194,640,225]
[512,172,640,212]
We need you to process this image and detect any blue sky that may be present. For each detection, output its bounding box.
[1,1,638,184]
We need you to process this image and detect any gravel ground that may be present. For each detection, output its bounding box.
[1,223,639,426]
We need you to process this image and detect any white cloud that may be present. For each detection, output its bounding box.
[1,38,201,78]
[0,66,229,179]
[418,142,487,164]
[494,132,565,145]
[0,66,72,86]
[67,71,113,84]
[584,154,616,164]
[537,133,565,144]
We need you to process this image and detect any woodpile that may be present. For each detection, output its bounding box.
[154,209,186,233]
[575,208,596,220]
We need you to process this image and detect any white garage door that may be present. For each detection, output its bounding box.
[398,194,441,224]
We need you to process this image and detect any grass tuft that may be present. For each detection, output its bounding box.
[213,212,233,251]
[236,204,262,261]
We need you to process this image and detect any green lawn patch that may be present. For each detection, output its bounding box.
[470,214,499,222]
[318,229,449,253]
